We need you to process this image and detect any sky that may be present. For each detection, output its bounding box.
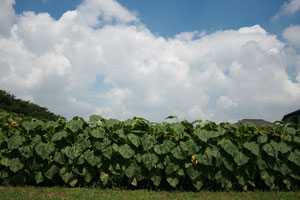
[0,0,300,123]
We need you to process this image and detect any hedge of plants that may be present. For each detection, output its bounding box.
[0,111,299,191]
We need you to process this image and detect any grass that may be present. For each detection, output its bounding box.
[0,186,299,200]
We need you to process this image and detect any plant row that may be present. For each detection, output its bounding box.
[0,111,299,191]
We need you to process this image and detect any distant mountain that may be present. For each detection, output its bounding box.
[0,90,60,121]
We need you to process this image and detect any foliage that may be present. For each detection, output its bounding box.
[0,111,299,191]
[0,90,59,121]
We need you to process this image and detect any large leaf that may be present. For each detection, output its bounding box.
[22,121,38,131]
[124,161,139,178]
[60,167,73,183]
[53,152,65,165]
[8,158,24,173]
[35,142,55,160]
[186,166,201,181]
[100,172,109,186]
[141,135,157,151]
[219,138,238,157]
[84,149,101,166]
[142,153,159,171]
[154,140,175,155]
[127,133,141,147]
[8,134,24,150]
[243,142,260,157]
[83,167,96,183]
[166,174,179,188]
[150,172,162,186]
[171,146,185,160]
[288,150,300,166]
[90,127,106,138]
[51,130,68,142]
[263,143,278,158]
[35,172,44,184]
[165,162,180,174]
[119,144,135,159]
[233,151,249,166]
[195,129,211,143]
[66,119,84,132]
[277,142,292,154]
[45,165,59,179]
[196,151,213,166]
[180,139,200,156]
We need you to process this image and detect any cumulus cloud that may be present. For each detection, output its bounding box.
[273,0,300,20]
[0,0,300,122]
[0,0,15,36]
[283,25,300,48]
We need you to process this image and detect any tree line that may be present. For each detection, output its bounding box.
[0,90,60,121]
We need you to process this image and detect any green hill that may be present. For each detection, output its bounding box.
[0,90,60,121]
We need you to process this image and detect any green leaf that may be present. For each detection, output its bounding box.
[89,115,103,123]
[180,139,200,156]
[222,157,234,171]
[166,115,177,120]
[142,135,157,151]
[258,135,268,143]
[150,172,162,186]
[124,161,138,178]
[166,174,179,188]
[8,134,24,150]
[60,167,73,183]
[196,151,213,166]
[171,146,185,160]
[260,170,275,187]
[35,171,44,184]
[102,146,113,159]
[90,127,106,138]
[154,140,175,155]
[193,179,204,191]
[263,143,278,158]
[35,142,55,160]
[53,152,65,165]
[277,142,292,154]
[44,121,58,130]
[51,130,68,142]
[119,144,135,159]
[288,150,300,166]
[186,166,200,181]
[142,153,159,171]
[66,119,84,132]
[84,149,101,166]
[45,165,59,179]
[22,121,38,131]
[243,142,260,156]
[195,129,211,143]
[70,179,78,187]
[62,146,75,160]
[100,172,109,186]
[94,138,111,151]
[83,167,96,183]
[127,133,141,147]
[8,158,24,173]
[233,151,249,166]
[219,138,238,157]
[165,162,180,174]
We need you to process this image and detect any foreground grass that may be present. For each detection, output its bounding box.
[0,186,299,200]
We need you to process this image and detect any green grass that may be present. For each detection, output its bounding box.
[0,186,299,200]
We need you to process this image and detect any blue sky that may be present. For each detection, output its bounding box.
[1,0,300,122]
[13,0,300,38]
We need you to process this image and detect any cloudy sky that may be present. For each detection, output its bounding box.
[1,0,300,123]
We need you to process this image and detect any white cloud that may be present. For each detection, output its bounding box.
[0,0,15,36]
[0,0,300,122]
[273,0,300,20]
[283,25,300,48]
